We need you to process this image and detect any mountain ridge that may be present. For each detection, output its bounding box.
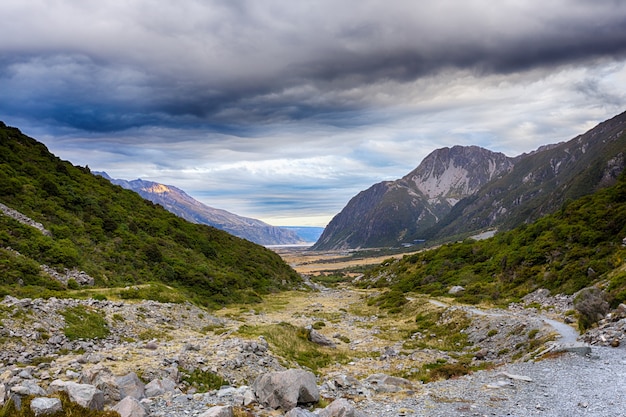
[312,145,514,250]
[95,172,307,246]
[313,110,626,250]
[0,121,300,307]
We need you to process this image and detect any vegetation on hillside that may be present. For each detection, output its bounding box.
[0,122,300,307]
[361,171,626,309]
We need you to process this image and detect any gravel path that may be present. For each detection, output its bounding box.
[359,345,626,417]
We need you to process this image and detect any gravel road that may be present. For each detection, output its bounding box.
[358,345,626,417]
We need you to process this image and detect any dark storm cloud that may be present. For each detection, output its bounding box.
[2,0,626,132]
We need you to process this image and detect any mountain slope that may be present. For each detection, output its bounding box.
[0,122,300,306]
[96,173,304,246]
[430,110,626,239]
[312,146,513,250]
[360,167,626,306]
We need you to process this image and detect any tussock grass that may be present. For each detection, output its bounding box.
[236,322,350,374]
[61,305,110,340]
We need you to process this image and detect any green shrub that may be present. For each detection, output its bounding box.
[61,305,110,340]
[180,368,228,393]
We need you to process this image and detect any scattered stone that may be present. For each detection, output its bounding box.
[285,407,318,416]
[364,374,413,393]
[498,372,533,382]
[198,405,234,417]
[116,372,146,400]
[318,398,369,417]
[309,329,337,348]
[50,381,104,411]
[30,397,63,416]
[145,378,177,397]
[252,369,319,411]
[112,396,148,417]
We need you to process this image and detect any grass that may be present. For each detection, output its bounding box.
[402,308,472,351]
[61,305,110,340]
[236,322,351,374]
[411,356,495,383]
[180,368,229,393]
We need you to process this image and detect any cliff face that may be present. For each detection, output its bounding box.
[312,146,514,250]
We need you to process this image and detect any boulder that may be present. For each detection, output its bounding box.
[30,397,63,416]
[309,329,336,348]
[49,381,104,411]
[252,369,319,411]
[318,398,369,417]
[116,372,145,400]
[364,373,413,393]
[80,364,120,402]
[145,377,177,397]
[198,405,234,417]
[0,383,6,406]
[112,396,148,417]
[10,380,46,397]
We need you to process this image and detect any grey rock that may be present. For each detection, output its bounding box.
[556,343,592,356]
[112,396,148,417]
[198,405,234,417]
[117,372,146,400]
[80,364,120,402]
[309,329,337,348]
[145,377,177,397]
[364,373,413,393]
[285,408,318,417]
[252,369,319,411]
[11,380,46,396]
[30,397,63,416]
[50,380,104,411]
[318,398,369,417]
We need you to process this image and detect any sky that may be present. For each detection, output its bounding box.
[1,1,626,227]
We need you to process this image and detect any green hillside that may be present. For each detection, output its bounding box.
[361,170,626,309]
[0,122,300,307]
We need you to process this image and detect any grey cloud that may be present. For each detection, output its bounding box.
[3,1,626,132]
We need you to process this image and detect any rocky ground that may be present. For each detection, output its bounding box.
[1,285,625,416]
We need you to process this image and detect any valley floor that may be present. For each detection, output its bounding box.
[2,281,625,416]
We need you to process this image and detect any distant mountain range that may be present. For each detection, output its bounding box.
[313,110,626,250]
[95,173,322,245]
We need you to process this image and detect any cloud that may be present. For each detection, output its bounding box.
[1,1,626,225]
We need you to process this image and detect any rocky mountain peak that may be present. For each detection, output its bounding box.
[312,145,515,250]
[142,183,172,194]
[405,145,514,204]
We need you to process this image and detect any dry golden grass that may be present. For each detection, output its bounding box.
[272,247,420,275]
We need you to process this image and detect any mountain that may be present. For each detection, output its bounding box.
[313,110,626,250]
[312,146,514,250]
[0,122,300,307]
[429,110,626,239]
[95,173,305,246]
[359,163,626,307]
